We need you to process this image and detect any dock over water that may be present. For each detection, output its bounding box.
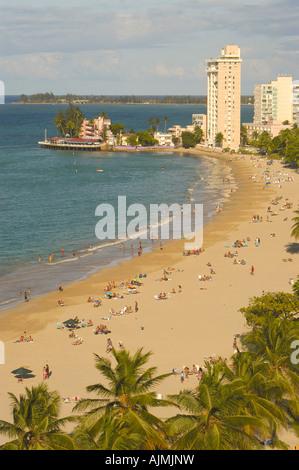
[38,137,102,151]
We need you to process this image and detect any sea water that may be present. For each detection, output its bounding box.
[0,101,254,310]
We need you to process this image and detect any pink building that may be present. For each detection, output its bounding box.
[80,115,111,140]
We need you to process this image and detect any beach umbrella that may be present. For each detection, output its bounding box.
[11,367,33,378]
[266,182,271,185]
[63,319,79,327]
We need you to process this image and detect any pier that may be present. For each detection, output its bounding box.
[38,137,102,151]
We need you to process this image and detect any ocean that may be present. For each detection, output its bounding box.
[0,100,254,311]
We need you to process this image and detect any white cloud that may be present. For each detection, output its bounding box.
[1,0,298,94]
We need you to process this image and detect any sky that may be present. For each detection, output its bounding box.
[0,0,298,95]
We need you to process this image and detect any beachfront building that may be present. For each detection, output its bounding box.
[242,119,293,141]
[253,75,293,125]
[293,80,299,125]
[80,115,111,139]
[206,45,242,149]
[242,75,294,140]
[153,132,175,147]
[192,113,207,137]
[167,124,197,145]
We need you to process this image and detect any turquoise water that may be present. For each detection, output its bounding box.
[0,102,254,310]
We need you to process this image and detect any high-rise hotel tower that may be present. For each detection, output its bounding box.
[206,45,242,149]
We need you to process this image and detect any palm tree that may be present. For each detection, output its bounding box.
[167,361,265,450]
[0,384,76,450]
[163,116,168,133]
[148,117,155,136]
[73,348,176,449]
[241,318,299,422]
[215,132,224,147]
[291,210,299,240]
[53,109,66,137]
[155,118,160,133]
[223,353,289,447]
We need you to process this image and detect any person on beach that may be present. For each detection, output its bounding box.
[251,265,255,275]
[24,291,28,302]
[73,250,76,257]
[42,366,48,380]
[106,338,113,353]
[58,282,63,292]
[135,301,138,313]
[38,255,41,262]
[180,371,184,383]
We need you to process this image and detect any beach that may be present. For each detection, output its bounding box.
[0,150,298,446]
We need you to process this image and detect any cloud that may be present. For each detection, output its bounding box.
[1,1,298,57]
[1,0,298,94]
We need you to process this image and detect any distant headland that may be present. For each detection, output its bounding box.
[13,92,254,106]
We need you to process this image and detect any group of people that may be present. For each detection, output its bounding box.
[94,324,111,335]
[198,274,213,281]
[15,331,33,343]
[252,215,263,222]
[180,365,203,383]
[182,248,205,256]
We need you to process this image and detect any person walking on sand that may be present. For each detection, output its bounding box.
[135,301,138,313]
[42,366,48,380]
[251,265,255,275]
[106,338,113,353]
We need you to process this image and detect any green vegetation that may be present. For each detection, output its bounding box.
[181,126,204,148]
[291,210,299,240]
[136,131,158,147]
[18,93,254,106]
[0,383,76,450]
[241,125,299,166]
[181,131,196,149]
[52,104,85,138]
[1,282,298,450]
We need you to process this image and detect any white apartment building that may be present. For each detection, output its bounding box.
[153,132,175,147]
[192,114,207,137]
[254,76,293,124]
[293,80,299,125]
[206,45,242,149]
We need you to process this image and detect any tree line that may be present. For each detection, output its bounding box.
[19,93,254,106]
[240,124,299,166]
[0,282,298,450]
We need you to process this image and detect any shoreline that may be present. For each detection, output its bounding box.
[0,149,298,446]
[0,147,232,315]
[0,148,270,341]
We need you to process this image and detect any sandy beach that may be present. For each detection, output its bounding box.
[0,149,298,446]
